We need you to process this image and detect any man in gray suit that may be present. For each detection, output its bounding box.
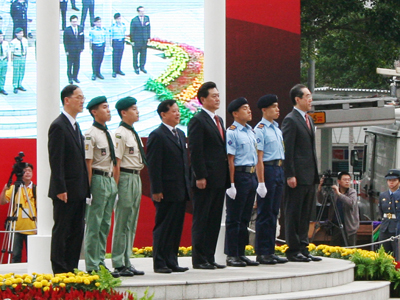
[281,84,321,263]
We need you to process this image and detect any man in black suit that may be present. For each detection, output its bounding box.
[281,84,321,263]
[188,81,229,270]
[147,100,190,274]
[81,0,94,28]
[48,85,90,274]
[63,15,84,84]
[130,6,150,74]
[10,0,27,38]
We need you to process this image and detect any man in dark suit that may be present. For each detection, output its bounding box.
[147,100,190,274]
[81,0,95,28]
[188,81,229,270]
[63,15,84,84]
[48,84,90,274]
[60,0,68,31]
[281,84,321,263]
[130,6,150,74]
[10,0,27,38]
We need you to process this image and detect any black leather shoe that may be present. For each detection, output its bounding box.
[287,253,311,262]
[0,90,8,95]
[306,254,322,262]
[127,266,145,275]
[97,73,104,79]
[91,74,96,80]
[134,69,140,75]
[226,256,246,267]
[118,71,125,76]
[18,86,26,91]
[154,267,172,274]
[68,79,73,84]
[211,262,226,269]
[114,266,134,276]
[193,263,216,270]
[13,88,18,94]
[256,254,277,265]
[72,7,79,11]
[171,266,189,272]
[239,256,259,266]
[112,72,116,78]
[271,254,288,263]
[140,68,147,74]
[74,78,80,83]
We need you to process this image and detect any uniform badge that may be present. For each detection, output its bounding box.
[85,144,89,151]
[257,138,261,143]
[116,142,118,149]
[85,137,91,140]
[257,123,265,129]
[228,140,233,145]
[116,134,122,139]
[229,125,236,130]
[129,147,134,154]
[383,198,386,201]
[101,148,106,156]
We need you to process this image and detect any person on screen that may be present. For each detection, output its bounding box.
[63,15,84,85]
[110,13,126,78]
[81,0,94,28]
[89,16,107,81]
[10,0,27,38]
[60,0,68,31]
[10,27,28,94]
[0,31,9,95]
[130,6,150,75]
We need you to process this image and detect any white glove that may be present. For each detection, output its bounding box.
[226,183,237,199]
[86,194,93,206]
[257,183,268,198]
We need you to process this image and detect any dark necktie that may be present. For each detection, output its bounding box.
[214,115,224,141]
[172,128,182,148]
[74,122,81,146]
[92,121,117,166]
[119,121,148,166]
[20,40,23,56]
[0,43,3,57]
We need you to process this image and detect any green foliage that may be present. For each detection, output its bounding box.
[96,265,122,293]
[127,287,155,300]
[145,79,174,101]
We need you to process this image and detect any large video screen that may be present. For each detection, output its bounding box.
[0,0,204,138]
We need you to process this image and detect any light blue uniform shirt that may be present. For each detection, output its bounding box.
[226,121,257,166]
[254,118,285,161]
[110,23,126,40]
[89,26,107,45]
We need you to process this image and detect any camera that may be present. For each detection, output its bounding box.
[8,152,28,186]
[321,169,337,187]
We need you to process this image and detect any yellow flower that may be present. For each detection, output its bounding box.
[51,277,59,284]
[43,286,50,292]
[33,282,42,288]
[44,274,53,281]
[5,279,12,286]
[60,283,66,288]
[24,277,32,284]
[36,275,43,282]
[95,282,100,287]
[41,280,49,287]
[12,284,17,288]
[84,279,90,285]
[92,275,99,280]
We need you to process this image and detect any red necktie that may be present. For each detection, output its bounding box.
[214,115,224,141]
[305,115,311,130]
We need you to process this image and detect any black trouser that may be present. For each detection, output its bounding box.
[60,2,67,30]
[81,2,94,27]
[67,51,81,80]
[51,199,85,274]
[12,233,28,263]
[112,40,124,73]
[379,229,398,259]
[133,43,147,70]
[91,43,105,75]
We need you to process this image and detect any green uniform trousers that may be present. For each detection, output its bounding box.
[112,172,142,268]
[0,59,8,90]
[13,56,25,88]
[84,174,117,271]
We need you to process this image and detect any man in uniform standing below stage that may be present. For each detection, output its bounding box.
[10,27,28,94]
[63,15,84,85]
[112,97,146,277]
[130,6,150,75]
[84,96,118,276]
[0,31,9,95]
[110,13,126,78]
[89,16,106,81]
[254,94,288,264]
[224,97,259,267]
[10,0,27,38]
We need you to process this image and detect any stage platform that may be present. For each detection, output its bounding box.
[0,256,391,300]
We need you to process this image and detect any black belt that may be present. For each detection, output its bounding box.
[112,38,124,42]
[93,169,113,177]
[120,167,140,175]
[264,159,283,166]
[235,166,256,173]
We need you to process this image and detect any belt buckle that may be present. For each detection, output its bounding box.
[278,160,282,166]
[387,213,392,219]
[250,166,255,173]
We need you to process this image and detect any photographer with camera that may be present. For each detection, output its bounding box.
[317,171,359,246]
[0,162,36,263]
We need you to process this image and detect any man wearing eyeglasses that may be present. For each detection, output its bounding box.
[317,171,359,246]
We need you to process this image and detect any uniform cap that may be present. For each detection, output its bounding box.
[15,27,23,34]
[86,96,107,110]
[385,169,400,180]
[227,97,248,114]
[115,96,137,110]
[257,94,278,109]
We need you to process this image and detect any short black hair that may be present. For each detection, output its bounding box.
[290,84,307,105]
[338,171,351,180]
[60,84,79,105]
[89,104,101,118]
[137,6,144,11]
[114,13,121,19]
[157,100,176,118]
[70,15,78,22]
[94,16,101,23]
[25,163,34,170]
[0,30,3,35]
[197,81,217,104]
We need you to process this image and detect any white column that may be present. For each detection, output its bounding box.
[28,0,60,274]
[204,0,226,264]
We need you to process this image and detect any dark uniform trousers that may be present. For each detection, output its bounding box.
[191,187,225,265]
[225,171,257,257]
[81,0,95,27]
[112,39,124,73]
[133,43,147,70]
[92,43,105,75]
[60,1,67,30]
[256,165,284,255]
[67,51,81,80]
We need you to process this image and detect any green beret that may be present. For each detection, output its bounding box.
[15,27,23,34]
[227,97,248,114]
[115,97,137,110]
[86,96,107,110]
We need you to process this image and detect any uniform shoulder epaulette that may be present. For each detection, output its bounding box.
[229,125,237,130]
[85,136,91,140]
[257,123,265,129]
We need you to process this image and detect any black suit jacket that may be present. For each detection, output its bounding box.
[146,124,190,202]
[63,25,84,54]
[282,109,319,185]
[188,110,229,189]
[48,113,90,201]
[130,15,150,46]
